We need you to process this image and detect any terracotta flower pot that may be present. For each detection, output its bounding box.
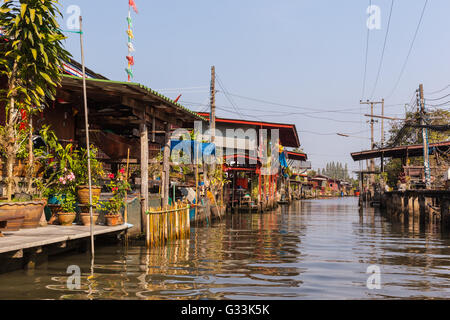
[80,213,99,226]
[104,214,121,226]
[21,200,47,229]
[0,202,25,231]
[57,212,77,226]
[77,185,102,204]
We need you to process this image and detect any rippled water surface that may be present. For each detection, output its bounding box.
[0,197,449,299]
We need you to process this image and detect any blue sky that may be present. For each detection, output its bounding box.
[58,0,450,175]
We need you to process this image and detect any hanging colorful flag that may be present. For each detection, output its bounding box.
[129,0,139,14]
[126,29,134,40]
[126,55,135,66]
[174,94,182,103]
[126,0,137,81]
[125,67,133,77]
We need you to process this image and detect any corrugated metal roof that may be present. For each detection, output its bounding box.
[62,75,206,122]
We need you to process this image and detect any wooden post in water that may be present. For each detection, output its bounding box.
[140,115,149,247]
[124,148,130,244]
[163,122,170,208]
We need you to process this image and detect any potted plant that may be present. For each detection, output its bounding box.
[50,167,77,226]
[32,126,75,225]
[73,146,104,204]
[55,191,77,226]
[103,168,130,226]
[79,195,100,226]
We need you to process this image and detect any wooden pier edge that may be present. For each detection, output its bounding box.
[0,224,131,274]
[381,190,450,229]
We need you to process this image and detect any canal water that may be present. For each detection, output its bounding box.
[0,197,449,299]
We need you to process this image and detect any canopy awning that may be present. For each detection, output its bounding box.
[351,141,450,161]
[196,113,300,148]
[286,151,308,161]
[61,75,205,125]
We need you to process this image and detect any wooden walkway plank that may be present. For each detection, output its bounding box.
[0,224,131,254]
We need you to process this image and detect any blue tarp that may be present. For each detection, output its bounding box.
[279,151,288,168]
[170,140,215,161]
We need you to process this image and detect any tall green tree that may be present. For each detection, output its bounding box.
[383,108,449,187]
[0,0,70,199]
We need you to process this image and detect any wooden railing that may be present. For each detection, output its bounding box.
[145,202,190,247]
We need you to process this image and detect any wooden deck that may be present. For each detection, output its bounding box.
[0,224,131,254]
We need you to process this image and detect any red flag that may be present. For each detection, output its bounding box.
[129,0,138,14]
[174,94,182,103]
[126,55,135,66]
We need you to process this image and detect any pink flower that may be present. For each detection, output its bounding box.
[119,168,125,174]
[108,173,115,179]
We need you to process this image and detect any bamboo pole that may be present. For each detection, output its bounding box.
[145,205,191,246]
[79,16,95,258]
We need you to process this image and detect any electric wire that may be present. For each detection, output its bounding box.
[362,0,372,100]
[386,0,429,99]
[370,0,395,100]
[424,92,450,101]
[426,84,450,95]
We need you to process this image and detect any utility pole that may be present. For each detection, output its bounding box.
[210,66,216,145]
[419,84,431,189]
[360,100,383,181]
[380,98,385,173]
[210,65,216,173]
[381,98,385,147]
[209,66,217,172]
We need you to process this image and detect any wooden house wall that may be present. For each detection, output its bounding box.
[36,102,76,142]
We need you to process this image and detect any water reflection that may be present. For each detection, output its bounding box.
[0,197,449,299]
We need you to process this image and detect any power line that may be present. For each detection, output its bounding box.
[362,0,372,100]
[370,0,395,100]
[424,92,450,101]
[154,86,209,91]
[426,84,450,95]
[215,73,257,121]
[182,96,407,117]
[218,91,405,113]
[425,100,450,108]
[386,0,429,99]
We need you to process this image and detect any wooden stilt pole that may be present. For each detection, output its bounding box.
[140,114,149,247]
[163,122,170,207]
[124,148,130,244]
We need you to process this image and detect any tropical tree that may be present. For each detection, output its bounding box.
[0,0,70,200]
[383,108,449,187]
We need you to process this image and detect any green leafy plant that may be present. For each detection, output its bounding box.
[103,169,130,215]
[30,126,74,198]
[72,146,104,186]
[0,0,71,200]
[56,191,77,213]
